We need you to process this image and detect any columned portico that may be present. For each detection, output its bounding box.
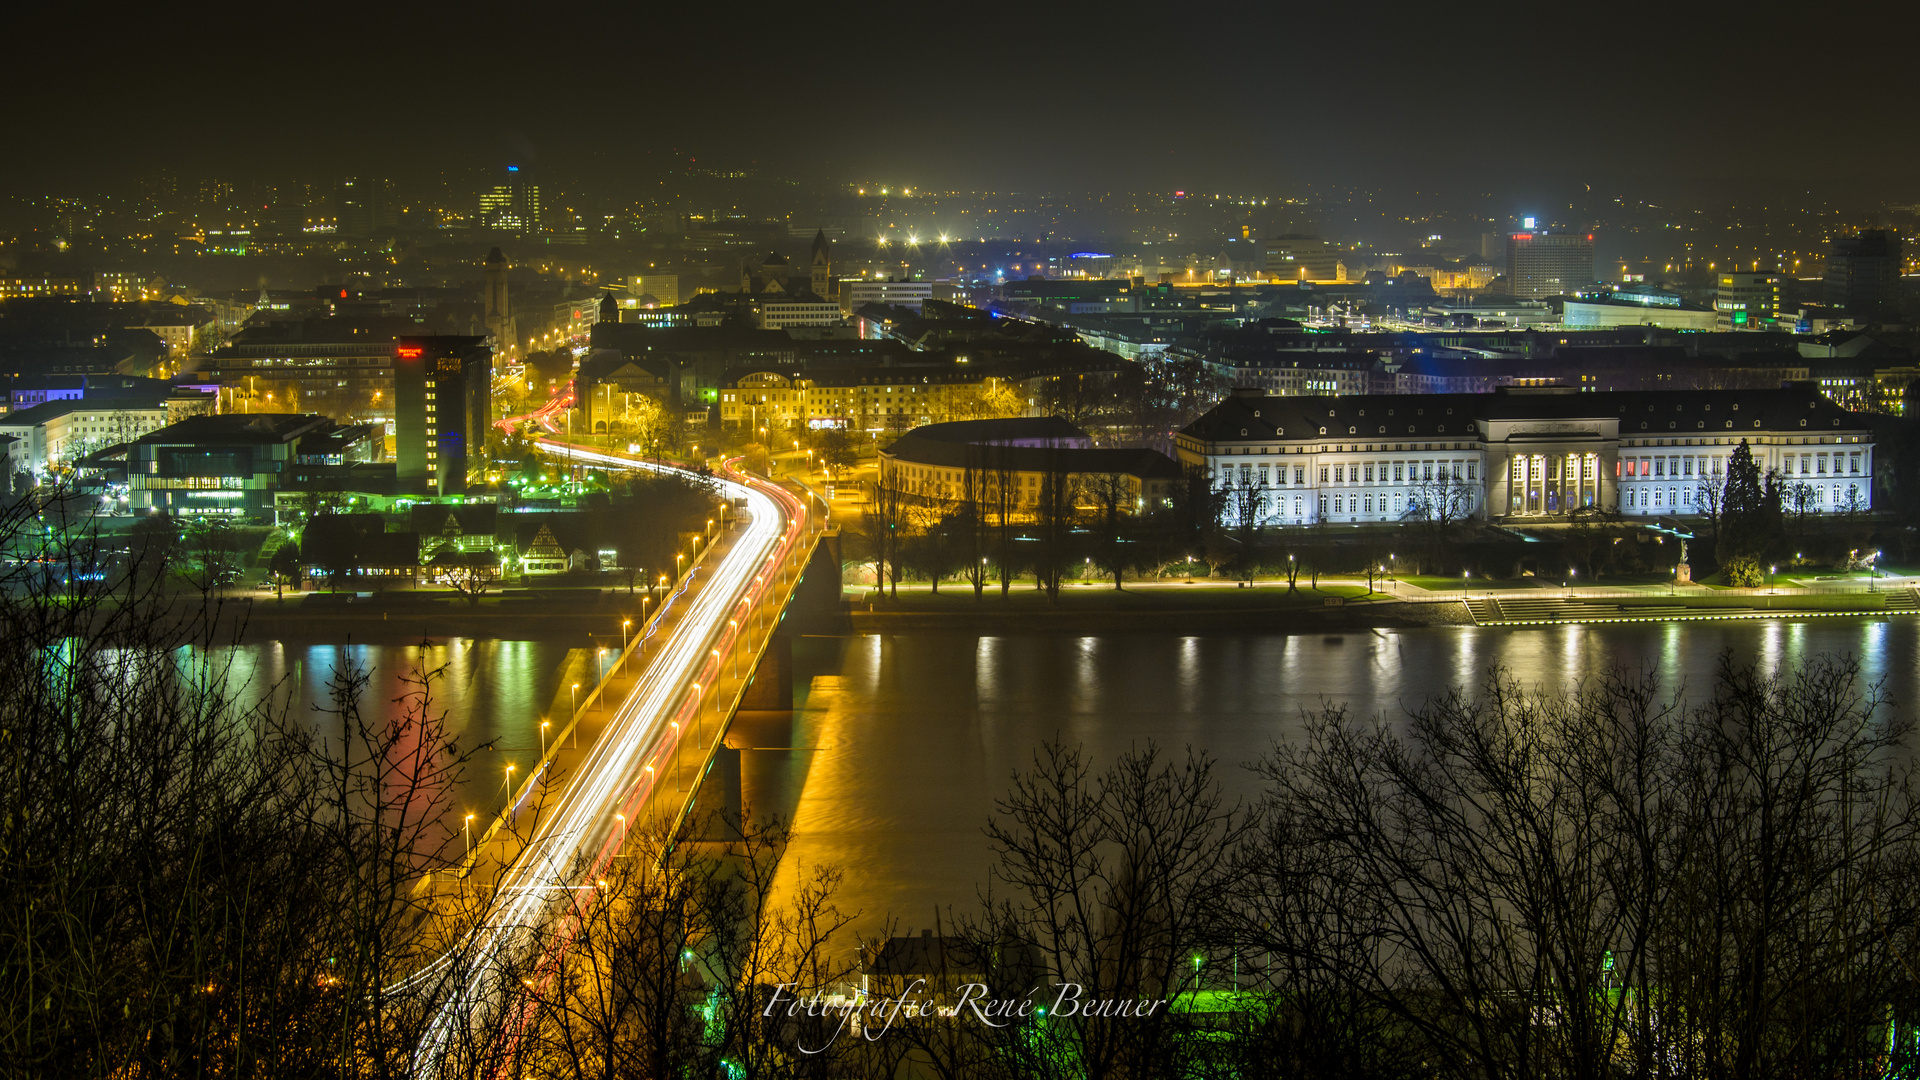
[1481,415,1618,518]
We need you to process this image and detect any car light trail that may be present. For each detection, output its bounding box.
[412,438,808,1073]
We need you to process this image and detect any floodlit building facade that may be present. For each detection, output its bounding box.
[1176,386,1872,523]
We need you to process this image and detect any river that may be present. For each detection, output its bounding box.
[762,619,1918,938]
[214,618,1918,940]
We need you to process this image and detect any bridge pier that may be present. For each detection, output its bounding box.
[741,630,793,710]
[789,525,847,634]
[693,745,745,839]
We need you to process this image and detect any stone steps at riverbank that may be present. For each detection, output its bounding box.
[1468,591,1911,626]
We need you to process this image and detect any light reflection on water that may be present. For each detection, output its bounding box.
[209,637,584,823]
[772,620,1918,937]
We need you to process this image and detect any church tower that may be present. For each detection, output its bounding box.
[809,229,833,299]
[484,248,517,355]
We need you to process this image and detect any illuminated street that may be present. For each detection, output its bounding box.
[412,439,811,1070]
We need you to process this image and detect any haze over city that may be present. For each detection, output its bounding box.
[4,5,1920,1078]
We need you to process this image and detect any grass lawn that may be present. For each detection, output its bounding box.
[1400,575,1544,592]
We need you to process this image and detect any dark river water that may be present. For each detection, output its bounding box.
[763,619,1919,938]
[217,618,1919,939]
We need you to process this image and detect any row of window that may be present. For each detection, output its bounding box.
[1232,490,1472,519]
[1622,451,1864,478]
[1225,460,1477,486]
[134,476,250,489]
[1624,483,1862,509]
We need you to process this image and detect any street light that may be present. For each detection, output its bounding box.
[621,618,632,670]
[465,813,475,858]
[540,719,550,758]
[571,682,580,717]
[615,812,626,847]
[670,720,681,788]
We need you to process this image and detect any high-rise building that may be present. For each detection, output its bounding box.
[479,166,541,234]
[394,336,491,495]
[1715,272,1783,329]
[1824,230,1903,319]
[1264,235,1338,282]
[627,274,679,307]
[336,177,397,236]
[483,248,516,355]
[1505,231,1595,299]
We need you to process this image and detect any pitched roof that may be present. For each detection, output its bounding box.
[886,431,1183,479]
[1181,388,1868,443]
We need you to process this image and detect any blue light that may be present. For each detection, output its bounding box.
[507,165,520,172]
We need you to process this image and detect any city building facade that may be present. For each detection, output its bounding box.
[394,336,492,495]
[840,280,934,313]
[879,418,1182,512]
[1176,387,1871,524]
[0,398,172,477]
[128,413,373,519]
[1716,272,1784,329]
[1824,230,1903,319]
[1505,231,1596,299]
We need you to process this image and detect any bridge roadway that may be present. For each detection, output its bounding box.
[411,440,816,1072]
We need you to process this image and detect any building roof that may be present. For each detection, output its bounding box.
[900,417,1088,446]
[886,431,1183,480]
[135,413,334,445]
[1181,387,1869,444]
[864,931,988,978]
[0,397,168,428]
[411,502,498,536]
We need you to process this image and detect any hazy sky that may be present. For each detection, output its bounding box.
[9,1,1917,201]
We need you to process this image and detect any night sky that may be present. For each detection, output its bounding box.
[9,1,1918,200]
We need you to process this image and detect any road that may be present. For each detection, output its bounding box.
[413,438,809,1073]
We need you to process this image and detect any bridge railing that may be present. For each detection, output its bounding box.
[654,480,825,840]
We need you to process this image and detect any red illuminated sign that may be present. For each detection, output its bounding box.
[396,346,424,358]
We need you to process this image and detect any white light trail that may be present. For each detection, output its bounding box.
[413,442,805,1072]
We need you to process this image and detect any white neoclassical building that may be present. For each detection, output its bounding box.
[1174,386,1872,525]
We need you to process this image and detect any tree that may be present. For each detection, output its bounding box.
[988,444,1023,597]
[1031,451,1080,603]
[1241,656,1920,1080]
[0,481,485,1075]
[1220,480,1272,581]
[1696,469,1728,544]
[1405,462,1477,530]
[866,460,912,600]
[431,549,502,605]
[906,504,968,595]
[1561,504,1620,581]
[1083,470,1137,589]
[974,742,1253,1079]
[818,426,859,477]
[962,453,991,600]
[504,812,857,1080]
[268,539,301,596]
[1716,439,1782,569]
[184,517,248,591]
[1783,480,1819,551]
